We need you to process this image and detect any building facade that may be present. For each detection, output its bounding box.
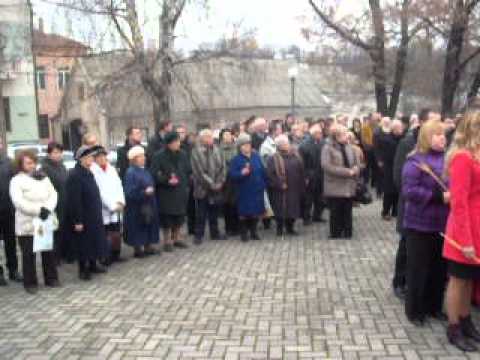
[0,0,39,143]
[57,54,334,149]
[33,27,88,141]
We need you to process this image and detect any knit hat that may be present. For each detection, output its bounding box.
[127,145,145,160]
[75,145,97,160]
[236,133,251,148]
[164,131,180,145]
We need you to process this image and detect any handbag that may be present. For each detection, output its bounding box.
[355,180,373,205]
[139,202,155,225]
[33,217,54,253]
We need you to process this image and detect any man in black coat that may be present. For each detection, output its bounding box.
[251,117,267,151]
[146,120,173,166]
[41,142,68,263]
[117,127,144,181]
[65,146,108,280]
[0,141,22,285]
[299,123,326,224]
[391,108,433,299]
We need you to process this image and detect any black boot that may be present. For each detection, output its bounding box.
[78,261,92,281]
[448,324,477,352]
[263,218,271,230]
[9,270,23,283]
[286,219,299,236]
[461,316,480,343]
[249,219,261,240]
[276,220,284,237]
[239,220,249,242]
[89,261,107,274]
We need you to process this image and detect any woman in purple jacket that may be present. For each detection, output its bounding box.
[402,120,450,326]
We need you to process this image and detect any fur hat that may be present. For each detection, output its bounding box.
[235,133,251,148]
[127,145,145,160]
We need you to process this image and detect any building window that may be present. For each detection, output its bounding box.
[58,68,70,89]
[2,98,11,132]
[38,114,50,138]
[36,67,46,89]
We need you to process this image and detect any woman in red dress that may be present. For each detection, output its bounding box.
[444,110,480,352]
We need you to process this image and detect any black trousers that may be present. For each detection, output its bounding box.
[187,188,196,235]
[223,203,239,234]
[382,192,399,217]
[364,150,378,188]
[195,198,220,239]
[392,234,407,288]
[303,181,324,221]
[328,197,353,237]
[0,210,18,275]
[405,230,446,321]
[18,236,58,288]
[276,218,295,232]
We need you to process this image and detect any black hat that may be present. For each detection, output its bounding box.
[91,145,108,156]
[164,131,180,145]
[75,145,98,160]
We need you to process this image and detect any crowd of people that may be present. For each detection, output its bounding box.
[1,105,480,352]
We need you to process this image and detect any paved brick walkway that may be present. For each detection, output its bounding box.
[0,202,478,359]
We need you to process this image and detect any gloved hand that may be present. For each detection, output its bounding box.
[39,207,51,221]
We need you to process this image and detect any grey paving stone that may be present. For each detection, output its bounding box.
[0,202,477,359]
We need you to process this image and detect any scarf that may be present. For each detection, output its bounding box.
[339,144,351,168]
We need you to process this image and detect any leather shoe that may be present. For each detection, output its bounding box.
[393,286,407,300]
[461,316,480,343]
[25,286,38,295]
[9,271,23,283]
[448,324,477,352]
[45,279,61,288]
[79,270,92,281]
[90,264,107,274]
[174,241,189,249]
[0,274,7,287]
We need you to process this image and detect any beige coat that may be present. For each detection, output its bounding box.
[9,173,58,236]
[321,140,359,198]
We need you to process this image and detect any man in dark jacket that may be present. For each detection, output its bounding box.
[391,108,433,299]
[299,123,326,225]
[251,117,267,151]
[0,141,22,285]
[117,127,143,181]
[191,129,226,244]
[150,131,191,252]
[41,142,68,263]
[146,120,173,165]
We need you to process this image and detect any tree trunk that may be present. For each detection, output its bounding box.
[369,0,388,115]
[387,0,410,117]
[441,1,468,117]
[467,63,480,106]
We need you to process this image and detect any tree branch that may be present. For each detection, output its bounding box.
[458,47,480,71]
[308,0,371,51]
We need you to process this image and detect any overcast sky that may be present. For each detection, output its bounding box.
[31,1,363,53]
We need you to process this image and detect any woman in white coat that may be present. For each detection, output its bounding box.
[90,146,126,265]
[9,150,59,294]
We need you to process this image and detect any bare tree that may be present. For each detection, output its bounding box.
[307,0,424,117]
[51,0,207,128]
[440,0,480,115]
